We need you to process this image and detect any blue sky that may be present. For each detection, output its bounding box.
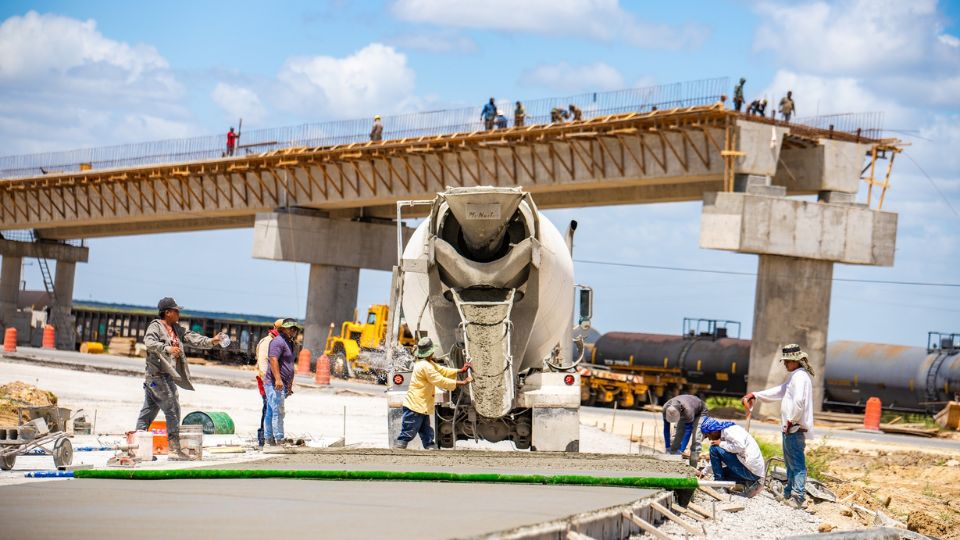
[2,0,958,346]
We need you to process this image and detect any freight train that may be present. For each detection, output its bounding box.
[586,318,959,413]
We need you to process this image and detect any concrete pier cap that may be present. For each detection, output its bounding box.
[700,132,898,413]
[252,210,414,359]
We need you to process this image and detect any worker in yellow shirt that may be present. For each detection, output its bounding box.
[394,337,472,449]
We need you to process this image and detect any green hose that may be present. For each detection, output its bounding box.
[73,469,698,489]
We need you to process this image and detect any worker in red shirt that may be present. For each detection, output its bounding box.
[226,127,240,156]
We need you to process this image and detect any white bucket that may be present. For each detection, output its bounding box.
[126,430,154,461]
[180,424,203,460]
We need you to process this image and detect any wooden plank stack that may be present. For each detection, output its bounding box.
[107,336,137,357]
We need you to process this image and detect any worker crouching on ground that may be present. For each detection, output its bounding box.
[742,344,814,509]
[264,318,302,446]
[699,417,765,497]
[255,319,283,448]
[137,297,222,460]
[662,394,707,465]
[394,337,472,449]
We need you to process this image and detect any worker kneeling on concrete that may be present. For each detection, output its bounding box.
[700,417,765,497]
[394,337,472,449]
[662,394,707,463]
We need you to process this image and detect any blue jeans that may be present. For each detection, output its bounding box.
[783,431,807,502]
[663,418,696,453]
[397,406,435,448]
[264,385,287,442]
[257,394,267,447]
[709,445,760,484]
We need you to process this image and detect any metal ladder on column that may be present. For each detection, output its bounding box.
[29,230,60,332]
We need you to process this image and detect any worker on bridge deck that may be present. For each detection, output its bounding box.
[779,91,796,122]
[226,127,240,156]
[137,297,222,459]
[662,394,707,466]
[394,337,472,449]
[481,98,497,130]
[370,115,384,142]
[514,101,526,128]
[700,417,765,497]
[568,104,583,121]
[742,343,814,509]
[733,78,746,112]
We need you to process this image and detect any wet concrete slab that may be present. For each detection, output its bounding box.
[0,477,660,539]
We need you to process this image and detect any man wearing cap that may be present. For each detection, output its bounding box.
[662,394,708,464]
[254,319,283,448]
[370,115,383,142]
[137,297,222,459]
[741,344,814,509]
[394,337,472,449]
[700,417,765,497]
[264,318,302,446]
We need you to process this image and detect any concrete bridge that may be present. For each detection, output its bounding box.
[0,103,901,408]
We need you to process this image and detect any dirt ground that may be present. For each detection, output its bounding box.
[808,446,960,539]
[0,381,58,425]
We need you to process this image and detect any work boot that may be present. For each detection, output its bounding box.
[743,480,764,498]
[423,443,437,450]
[167,438,192,461]
[393,440,409,449]
[785,496,808,510]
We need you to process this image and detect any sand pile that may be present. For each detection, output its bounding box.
[0,381,58,425]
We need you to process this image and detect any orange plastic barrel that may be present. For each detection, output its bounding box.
[42,324,56,349]
[315,354,330,385]
[864,397,882,430]
[149,420,169,454]
[3,327,16,352]
[297,348,312,375]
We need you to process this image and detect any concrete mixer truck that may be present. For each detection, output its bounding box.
[385,186,592,451]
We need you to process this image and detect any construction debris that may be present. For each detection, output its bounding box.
[935,401,960,430]
[0,381,58,425]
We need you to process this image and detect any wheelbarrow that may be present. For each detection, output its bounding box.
[0,406,73,471]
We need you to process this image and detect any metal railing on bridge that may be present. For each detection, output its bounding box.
[0,78,730,178]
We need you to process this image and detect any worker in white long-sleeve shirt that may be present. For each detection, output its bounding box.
[699,417,765,497]
[741,344,814,509]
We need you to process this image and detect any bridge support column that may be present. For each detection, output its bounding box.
[304,264,360,361]
[701,184,897,413]
[52,261,78,350]
[253,210,413,366]
[0,255,22,330]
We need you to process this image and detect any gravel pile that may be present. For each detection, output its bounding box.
[644,490,821,540]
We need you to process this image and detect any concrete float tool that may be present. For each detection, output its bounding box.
[25,469,733,490]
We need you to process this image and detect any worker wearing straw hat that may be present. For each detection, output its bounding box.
[394,337,472,449]
[741,344,814,509]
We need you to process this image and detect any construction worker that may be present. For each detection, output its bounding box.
[370,115,384,142]
[779,91,796,122]
[481,97,497,130]
[699,417,765,497]
[254,319,283,449]
[264,318,303,446]
[137,297,222,459]
[550,107,569,123]
[662,394,708,464]
[514,101,526,127]
[733,78,746,112]
[568,104,583,121]
[226,127,239,156]
[495,111,508,129]
[394,337,472,449]
[741,344,814,509]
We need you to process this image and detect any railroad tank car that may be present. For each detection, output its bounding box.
[825,337,960,413]
[591,330,750,399]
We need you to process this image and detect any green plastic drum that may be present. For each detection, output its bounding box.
[182,411,235,434]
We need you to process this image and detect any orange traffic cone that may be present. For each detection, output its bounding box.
[297,348,312,375]
[42,324,56,349]
[863,397,882,431]
[315,354,330,385]
[3,327,16,353]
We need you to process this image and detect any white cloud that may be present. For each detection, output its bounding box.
[211,83,266,123]
[387,31,478,53]
[754,0,958,76]
[940,33,960,48]
[276,43,416,119]
[519,62,625,92]
[391,0,707,50]
[0,11,191,154]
